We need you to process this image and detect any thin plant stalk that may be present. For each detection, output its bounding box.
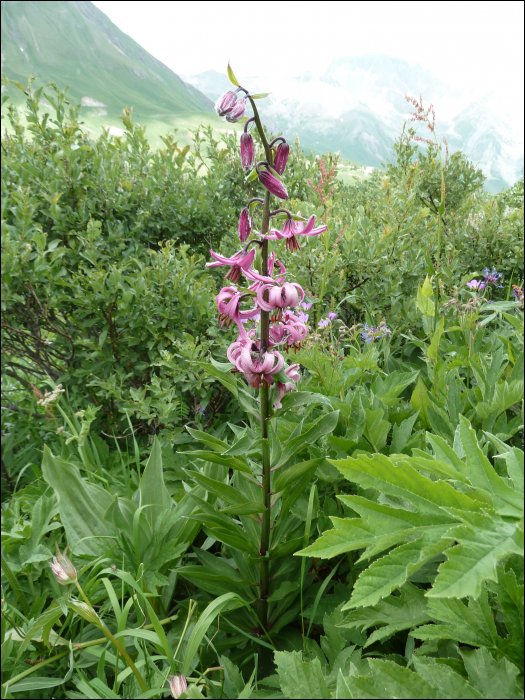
[75,582,147,692]
[2,613,179,691]
[247,95,273,632]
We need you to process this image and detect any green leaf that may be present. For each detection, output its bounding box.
[250,92,269,100]
[345,533,454,609]
[181,593,242,676]
[460,647,523,698]
[133,437,173,528]
[227,63,240,87]
[349,659,439,699]
[363,408,390,452]
[457,415,523,515]
[182,450,251,473]
[429,512,523,599]
[194,361,238,397]
[427,315,445,362]
[342,584,432,647]
[186,470,251,507]
[185,428,229,452]
[274,651,331,699]
[277,411,339,468]
[274,458,324,492]
[411,657,484,699]
[411,377,431,428]
[273,391,333,416]
[42,447,117,556]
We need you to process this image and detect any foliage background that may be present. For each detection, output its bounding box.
[1,79,523,699]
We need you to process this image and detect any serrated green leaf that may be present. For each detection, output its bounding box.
[345,533,454,609]
[342,584,432,647]
[429,513,523,599]
[460,647,522,699]
[274,651,331,699]
[411,657,484,699]
[350,659,440,699]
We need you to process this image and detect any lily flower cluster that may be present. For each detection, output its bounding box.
[209,89,327,408]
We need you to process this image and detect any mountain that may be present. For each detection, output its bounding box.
[1,0,214,137]
[183,56,523,192]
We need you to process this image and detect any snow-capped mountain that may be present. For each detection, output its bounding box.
[183,56,524,193]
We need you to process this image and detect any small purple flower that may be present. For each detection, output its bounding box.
[238,207,252,243]
[301,302,312,310]
[225,99,246,123]
[318,318,330,328]
[361,324,392,343]
[483,268,503,286]
[240,132,255,170]
[274,141,290,175]
[466,280,486,290]
[258,168,288,200]
[215,91,237,117]
[327,312,337,320]
[297,311,309,323]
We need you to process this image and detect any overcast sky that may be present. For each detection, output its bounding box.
[93,0,524,108]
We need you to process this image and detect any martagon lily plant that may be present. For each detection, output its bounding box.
[207,65,326,631]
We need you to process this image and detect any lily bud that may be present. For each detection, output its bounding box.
[49,543,77,585]
[240,132,255,170]
[258,169,288,200]
[170,674,188,699]
[215,91,237,117]
[225,98,246,123]
[238,207,252,243]
[274,141,289,175]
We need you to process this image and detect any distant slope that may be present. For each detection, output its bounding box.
[183,58,524,192]
[1,0,213,120]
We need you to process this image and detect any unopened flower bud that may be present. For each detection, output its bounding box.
[49,543,77,585]
[274,141,289,175]
[226,98,246,123]
[240,132,255,170]
[258,169,288,200]
[215,91,237,117]
[68,598,102,627]
[170,674,188,699]
[238,207,252,242]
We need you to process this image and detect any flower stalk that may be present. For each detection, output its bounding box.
[211,74,326,633]
[248,95,273,631]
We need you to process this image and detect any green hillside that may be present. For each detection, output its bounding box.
[0,0,241,145]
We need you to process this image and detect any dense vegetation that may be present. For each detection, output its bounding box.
[1,76,524,699]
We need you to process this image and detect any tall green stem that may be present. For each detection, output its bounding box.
[248,97,273,632]
[75,582,147,692]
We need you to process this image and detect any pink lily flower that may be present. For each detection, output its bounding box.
[270,311,308,350]
[226,99,246,123]
[244,253,287,285]
[206,248,256,283]
[215,91,238,117]
[240,132,255,170]
[256,162,288,199]
[274,141,290,175]
[274,363,300,409]
[238,207,252,242]
[216,287,259,329]
[265,215,327,252]
[239,346,284,388]
[256,283,304,312]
